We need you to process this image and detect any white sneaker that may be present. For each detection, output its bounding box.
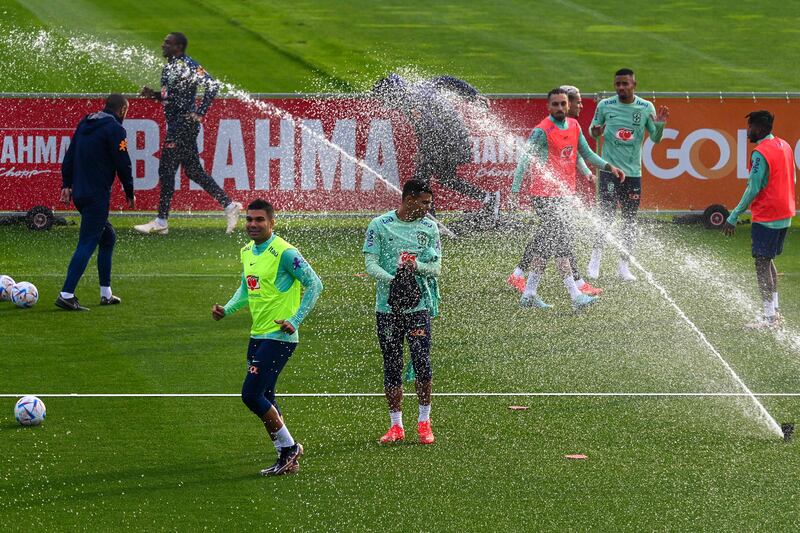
[587,250,601,279]
[224,202,242,234]
[618,261,637,282]
[133,219,168,235]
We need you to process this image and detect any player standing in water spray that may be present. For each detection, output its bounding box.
[723,111,796,329]
[587,68,669,281]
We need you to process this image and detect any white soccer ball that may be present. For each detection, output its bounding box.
[11,282,38,308]
[15,395,46,426]
[0,275,14,301]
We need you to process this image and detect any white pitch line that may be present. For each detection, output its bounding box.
[1,392,799,398]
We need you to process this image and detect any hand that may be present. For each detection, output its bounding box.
[126,195,136,209]
[608,165,626,183]
[211,304,225,321]
[140,86,156,99]
[591,124,606,137]
[655,106,669,123]
[189,112,204,123]
[274,319,296,334]
[59,187,72,205]
[584,171,596,183]
[722,222,736,237]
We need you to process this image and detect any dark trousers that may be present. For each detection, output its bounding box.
[241,339,297,418]
[413,151,486,202]
[157,118,230,219]
[595,171,641,257]
[377,311,432,388]
[62,196,116,294]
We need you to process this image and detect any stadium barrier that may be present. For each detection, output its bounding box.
[1,93,800,215]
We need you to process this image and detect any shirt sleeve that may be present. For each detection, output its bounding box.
[727,151,769,225]
[223,274,249,316]
[577,130,608,169]
[112,124,134,199]
[590,104,605,138]
[511,128,547,193]
[61,123,79,188]
[281,249,323,330]
[577,154,592,177]
[193,60,219,116]
[645,102,665,143]
[365,253,394,281]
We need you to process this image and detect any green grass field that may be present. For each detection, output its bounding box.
[2,215,800,530]
[1,0,800,93]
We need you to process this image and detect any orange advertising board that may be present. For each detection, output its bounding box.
[635,97,800,211]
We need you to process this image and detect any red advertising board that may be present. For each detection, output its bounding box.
[0,95,592,212]
[5,95,799,213]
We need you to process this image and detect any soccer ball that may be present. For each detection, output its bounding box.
[11,282,38,308]
[0,275,14,301]
[15,395,46,426]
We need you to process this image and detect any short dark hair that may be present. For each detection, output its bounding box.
[615,68,635,78]
[104,93,127,114]
[402,179,433,199]
[547,87,568,101]
[746,110,774,133]
[247,198,275,218]
[169,32,188,51]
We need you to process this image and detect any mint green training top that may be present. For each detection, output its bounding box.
[591,95,665,178]
[511,115,608,194]
[223,234,323,343]
[727,134,794,229]
[363,210,441,316]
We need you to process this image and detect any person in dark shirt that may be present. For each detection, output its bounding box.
[372,73,500,221]
[135,32,241,235]
[56,94,135,311]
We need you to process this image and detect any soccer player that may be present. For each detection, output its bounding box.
[723,111,795,329]
[587,68,669,281]
[212,199,323,475]
[372,73,501,221]
[507,85,603,297]
[508,88,624,310]
[135,32,242,235]
[56,94,135,311]
[364,180,441,444]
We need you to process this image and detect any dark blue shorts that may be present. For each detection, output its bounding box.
[751,223,788,259]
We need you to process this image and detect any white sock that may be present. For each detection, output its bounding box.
[155,217,168,227]
[390,410,403,428]
[564,275,581,299]
[523,272,541,297]
[575,277,586,287]
[512,267,524,278]
[60,291,74,299]
[100,286,112,299]
[274,425,295,449]
[764,301,776,319]
[418,404,431,422]
[773,292,779,310]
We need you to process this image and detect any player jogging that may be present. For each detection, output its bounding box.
[212,199,323,475]
[364,180,441,445]
[723,111,796,329]
[587,68,669,281]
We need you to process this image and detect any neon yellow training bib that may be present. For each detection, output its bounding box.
[241,236,301,336]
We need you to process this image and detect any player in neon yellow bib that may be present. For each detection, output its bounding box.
[212,199,322,476]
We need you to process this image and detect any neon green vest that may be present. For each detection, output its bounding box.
[241,236,301,336]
